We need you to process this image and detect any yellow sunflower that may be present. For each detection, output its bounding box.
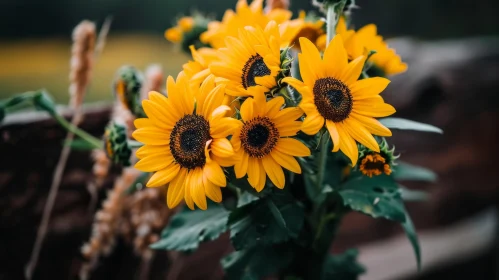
[165,16,194,43]
[133,74,240,210]
[200,0,291,49]
[182,45,219,89]
[231,92,310,191]
[317,18,406,75]
[353,24,407,75]
[280,11,325,50]
[210,21,283,97]
[282,36,395,166]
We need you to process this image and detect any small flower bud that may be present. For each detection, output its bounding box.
[103,122,132,166]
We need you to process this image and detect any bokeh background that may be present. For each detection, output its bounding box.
[1,0,498,280]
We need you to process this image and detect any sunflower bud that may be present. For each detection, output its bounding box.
[271,47,294,98]
[103,122,132,166]
[164,14,210,53]
[113,66,145,118]
[357,137,398,178]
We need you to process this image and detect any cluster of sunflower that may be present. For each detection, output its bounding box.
[136,0,405,210]
[0,0,441,278]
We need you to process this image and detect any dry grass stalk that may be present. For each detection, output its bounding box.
[25,20,96,280]
[264,0,290,12]
[80,167,141,280]
[69,20,96,114]
[141,64,164,99]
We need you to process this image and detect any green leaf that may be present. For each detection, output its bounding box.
[401,210,421,271]
[33,91,57,115]
[228,191,304,250]
[150,204,228,251]
[266,199,287,231]
[237,191,259,207]
[221,245,293,280]
[399,186,429,201]
[339,173,406,222]
[393,161,437,182]
[63,138,99,151]
[379,117,443,134]
[322,249,365,280]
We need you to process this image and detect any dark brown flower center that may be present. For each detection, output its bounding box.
[293,27,322,50]
[240,116,279,158]
[313,77,353,122]
[170,114,211,169]
[241,54,271,89]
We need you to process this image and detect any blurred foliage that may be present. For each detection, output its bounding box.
[1,0,497,39]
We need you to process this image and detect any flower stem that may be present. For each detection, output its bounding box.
[325,0,346,46]
[316,130,329,193]
[53,114,102,149]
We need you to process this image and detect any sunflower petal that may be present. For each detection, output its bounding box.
[325,120,340,152]
[135,155,172,172]
[240,97,255,122]
[350,113,392,136]
[344,118,380,152]
[301,112,325,135]
[132,128,171,146]
[184,171,195,210]
[262,156,285,189]
[204,160,226,186]
[234,149,249,178]
[203,176,222,203]
[191,168,208,210]
[247,157,263,191]
[336,123,359,166]
[270,150,301,174]
[265,96,285,118]
[340,55,366,86]
[211,138,234,158]
[146,163,180,187]
[166,168,187,208]
[275,138,310,157]
[323,34,348,77]
[272,107,303,123]
[350,77,390,100]
[353,100,396,117]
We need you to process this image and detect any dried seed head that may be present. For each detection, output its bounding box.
[69,20,96,110]
[264,0,290,12]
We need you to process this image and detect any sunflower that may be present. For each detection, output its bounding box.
[165,16,194,43]
[182,45,219,89]
[316,18,406,75]
[200,0,291,49]
[353,24,407,76]
[210,21,283,97]
[280,11,324,50]
[231,92,310,191]
[133,74,240,210]
[282,36,395,166]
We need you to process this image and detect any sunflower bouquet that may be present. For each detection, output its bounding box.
[0,0,442,279]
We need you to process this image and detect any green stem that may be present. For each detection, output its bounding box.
[316,130,330,193]
[53,114,102,149]
[326,5,336,45]
[314,212,337,242]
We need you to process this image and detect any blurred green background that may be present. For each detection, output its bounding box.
[1,0,497,103]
